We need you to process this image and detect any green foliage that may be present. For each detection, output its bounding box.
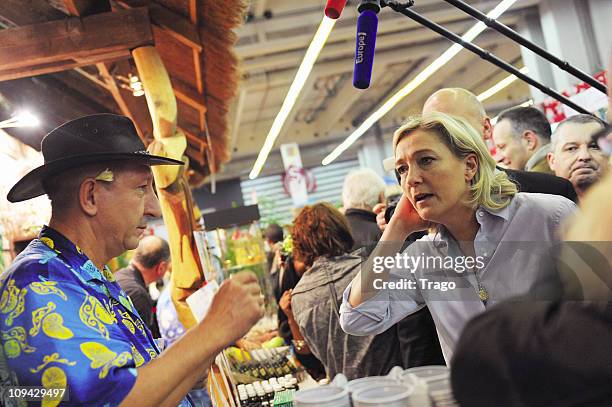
[257,196,282,228]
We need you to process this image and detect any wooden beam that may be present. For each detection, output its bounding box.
[172,77,207,113]
[114,60,156,142]
[73,67,111,90]
[114,1,202,52]
[189,0,197,25]
[96,64,133,123]
[185,144,206,167]
[96,61,154,143]
[131,45,205,328]
[48,0,111,16]
[0,0,67,28]
[178,124,207,157]
[0,7,153,79]
[193,49,204,94]
[51,69,118,111]
[149,4,202,52]
[0,50,130,82]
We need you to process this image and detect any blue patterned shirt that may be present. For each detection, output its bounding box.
[0,226,190,406]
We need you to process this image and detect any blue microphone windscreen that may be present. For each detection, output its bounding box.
[353,9,378,90]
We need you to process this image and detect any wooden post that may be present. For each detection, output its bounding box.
[132,46,204,329]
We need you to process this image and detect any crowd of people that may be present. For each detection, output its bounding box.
[0,66,610,406]
[270,84,611,404]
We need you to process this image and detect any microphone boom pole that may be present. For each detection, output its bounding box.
[441,0,607,95]
[382,1,595,117]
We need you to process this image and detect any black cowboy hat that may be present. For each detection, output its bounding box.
[7,113,184,202]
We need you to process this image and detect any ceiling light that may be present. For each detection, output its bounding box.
[249,16,336,179]
[477,66,529,102]
[114,73,145,97]
[322,0,519,165]
[0,110,40,129]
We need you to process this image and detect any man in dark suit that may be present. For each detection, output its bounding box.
[116,235,170,338]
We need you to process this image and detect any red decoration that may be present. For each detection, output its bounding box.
[540,70,608,123]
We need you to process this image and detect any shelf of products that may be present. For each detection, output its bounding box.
[209,345,306,407]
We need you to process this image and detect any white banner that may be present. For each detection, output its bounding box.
[280,143,309,207]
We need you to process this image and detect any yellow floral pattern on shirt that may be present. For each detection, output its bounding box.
[131,344,145,367]
[29,302,56,336]
[1,226,169,405]
[28,302,74,340]
[101,267,116,283]
[40,366,67,407]
[40,237,55,250]
[79,295,116,340]
[112,300,146,336]
[118,295,134,313]
[0,279,27,326]
[29,281,68,301]
[30,352,76,373]
[42,313,74,340]
[1,326,36,358]
[80,342,132,379]
[146,348,158,359]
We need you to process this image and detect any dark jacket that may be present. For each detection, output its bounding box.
[452,301,612,406]
[344,208,382,251]
[275,256,326,380]
[115,264,160,338]
[291,254,444,380]
[503,167,578,202]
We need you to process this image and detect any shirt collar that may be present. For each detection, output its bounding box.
[431,200,513,244]
[525,143,551,172]
[477,202,512,222]
[39,225,115,283]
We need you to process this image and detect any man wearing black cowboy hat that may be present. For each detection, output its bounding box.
[0,114,264,406]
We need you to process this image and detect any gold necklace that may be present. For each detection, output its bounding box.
[477,280,489,303]
[473,267,488,304]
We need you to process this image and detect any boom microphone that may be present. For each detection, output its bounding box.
[353,1,380,89]
[325,0,348,19]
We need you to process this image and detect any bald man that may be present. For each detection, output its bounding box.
[422,88,577,201]
[116,235,170,337]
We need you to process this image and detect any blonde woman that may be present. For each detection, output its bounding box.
[339,112,576,362]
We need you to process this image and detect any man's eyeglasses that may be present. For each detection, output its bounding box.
[592,123,612,155]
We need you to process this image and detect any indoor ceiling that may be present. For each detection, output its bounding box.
[222,0,537,181]
[0,0,541,184]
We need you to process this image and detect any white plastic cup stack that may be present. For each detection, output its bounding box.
[427,376,458,407]
[351,384,414,407]
[401,365,458,407]
[293,375,350,407]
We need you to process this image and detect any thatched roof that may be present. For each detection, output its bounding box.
[0,0,246,184]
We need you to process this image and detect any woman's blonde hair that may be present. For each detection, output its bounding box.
[392,112,517,211]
